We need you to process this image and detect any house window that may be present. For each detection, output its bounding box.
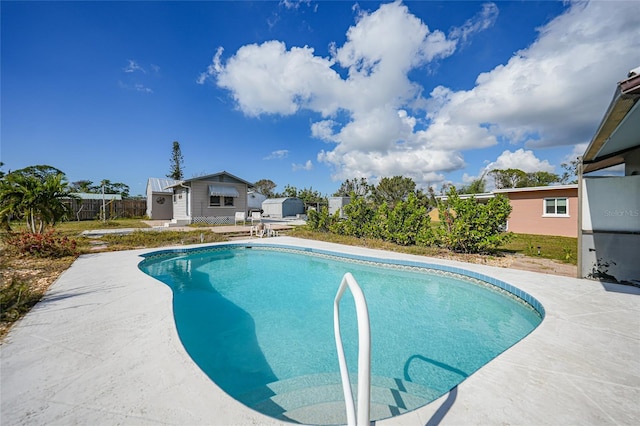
[544,198,568,216]
[210,195,235,207]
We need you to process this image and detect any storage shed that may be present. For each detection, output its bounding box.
[146,177,179,220]
[329,197,351,218]
[262,197,305,218]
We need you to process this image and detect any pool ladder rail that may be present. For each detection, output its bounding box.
[334,272,371,426]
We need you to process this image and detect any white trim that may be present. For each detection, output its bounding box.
[494,184,578,194]
[542,197,570,217]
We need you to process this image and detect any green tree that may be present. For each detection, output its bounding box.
[0,165,72,233]
[524,171,559,187]
[488,168,528,189]
[167,141,184,180]
[281,184,298,198]
[91,179,130,198]
[253,179,277,198]
[560,158,580,184]
[297,187,326,207]
[372,176,416,208]
[333,177,372,197]
[459,177,487,194]
[70,180,93,193]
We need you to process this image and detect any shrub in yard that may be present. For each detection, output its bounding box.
[4,230,78,258]
[433,187,512,253]
[329,195,376,237]
[306,206,336,232]
[368,194,433,246]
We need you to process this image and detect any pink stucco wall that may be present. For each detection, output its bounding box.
[504,188,578,238]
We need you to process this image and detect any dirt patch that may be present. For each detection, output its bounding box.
[425,251,577,277]
[495,254,577,277]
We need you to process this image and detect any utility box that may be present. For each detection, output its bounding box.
[329,197,351,218]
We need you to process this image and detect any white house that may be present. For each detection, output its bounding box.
[166,171,253,226]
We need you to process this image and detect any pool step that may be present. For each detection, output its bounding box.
[238,373,440,424]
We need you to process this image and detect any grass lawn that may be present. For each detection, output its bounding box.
[501,233,577,264]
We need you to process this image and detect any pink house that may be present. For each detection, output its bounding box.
[494,184,579,238]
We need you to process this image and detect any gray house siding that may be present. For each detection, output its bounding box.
[168,172,252,225]
[146,178,178,220]
[190,180,248,224]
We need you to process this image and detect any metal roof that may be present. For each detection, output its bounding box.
[147,178,179,193]
[179,171,254,187]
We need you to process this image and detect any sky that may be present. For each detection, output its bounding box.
[2,0,639,197]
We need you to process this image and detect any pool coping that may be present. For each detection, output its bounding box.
[1,236,638,425]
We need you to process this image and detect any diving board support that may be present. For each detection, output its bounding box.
[333,272,371,426]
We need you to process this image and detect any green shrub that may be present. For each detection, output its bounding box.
[4,230,78,258]
[433,187,512,253]
[329,195,376,237]
[306,207,335,232]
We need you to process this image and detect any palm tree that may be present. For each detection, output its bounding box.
[0,165,72,233]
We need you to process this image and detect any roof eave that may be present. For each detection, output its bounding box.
[582,71,640,173]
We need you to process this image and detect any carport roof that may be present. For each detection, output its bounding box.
[582,66,640,174]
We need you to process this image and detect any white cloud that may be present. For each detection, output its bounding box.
[485,149,554,173]
[425,1,640,150]
[123,59,145,73]
[264,149,289,160]
[201,0,638,189]
[279,0,312,10]
[292,160,313,171]
[449,2,499,46]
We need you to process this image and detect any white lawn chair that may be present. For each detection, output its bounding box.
[234,212,246,225]
[251,211,262,225]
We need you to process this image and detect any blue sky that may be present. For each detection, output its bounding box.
[2,0,639,197]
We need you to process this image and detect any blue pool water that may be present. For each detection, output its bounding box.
[139,245,543,423]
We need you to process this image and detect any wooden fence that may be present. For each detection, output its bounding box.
[62,199,147,221]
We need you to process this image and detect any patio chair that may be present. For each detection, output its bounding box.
[251,211,262,225]
[235,212,246,225]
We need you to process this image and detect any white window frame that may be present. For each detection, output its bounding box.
[543,197,569,217]
[209,195,221,207]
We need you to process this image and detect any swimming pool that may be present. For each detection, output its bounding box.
[139,244,543,424]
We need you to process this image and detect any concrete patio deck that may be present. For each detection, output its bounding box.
[1,237,638,425]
